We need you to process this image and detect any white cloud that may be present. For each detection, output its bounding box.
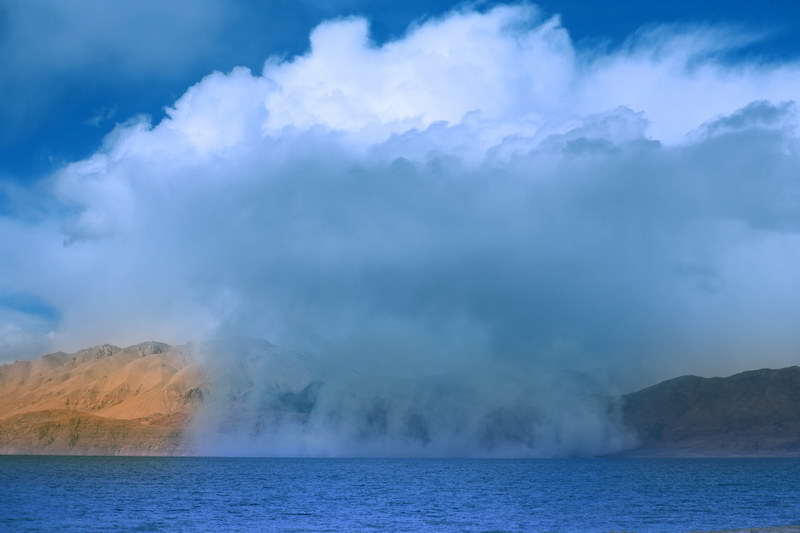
[261,6,575,139]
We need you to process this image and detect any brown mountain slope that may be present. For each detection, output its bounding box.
[0,410,184,455]
[621,366,800,456]
[0,342,205,455]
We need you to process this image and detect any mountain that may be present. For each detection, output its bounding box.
[0,339,316,455]
[0,342,205,455]
[2,341,800,456]
[621,367,800,456]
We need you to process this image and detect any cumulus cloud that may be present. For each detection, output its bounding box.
[3,3,800,454]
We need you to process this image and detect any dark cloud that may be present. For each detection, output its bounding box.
[1,5,799,454]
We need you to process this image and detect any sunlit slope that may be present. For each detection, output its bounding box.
[0,342,205,454]
[0,410,185,455]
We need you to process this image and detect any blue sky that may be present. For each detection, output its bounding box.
[2,0,799,185]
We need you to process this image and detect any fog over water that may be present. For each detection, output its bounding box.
[3,4,800,455]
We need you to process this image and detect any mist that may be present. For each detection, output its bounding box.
[3,4,800,455]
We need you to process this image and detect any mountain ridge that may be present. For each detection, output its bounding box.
[2,341,799,456]
[620,366,800,456]
[0,341,204,454]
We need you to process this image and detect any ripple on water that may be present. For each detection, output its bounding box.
[1,456,800,532]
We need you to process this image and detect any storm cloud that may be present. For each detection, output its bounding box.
[2,4,800,454]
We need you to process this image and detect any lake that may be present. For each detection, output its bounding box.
[1,456,799,532]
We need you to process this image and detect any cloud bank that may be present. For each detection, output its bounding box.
[3,4,800,454]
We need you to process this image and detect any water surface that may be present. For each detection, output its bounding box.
[2,456,799,532]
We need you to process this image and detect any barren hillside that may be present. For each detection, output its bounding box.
[622,366,800,456]
[3,340,800,456]
[0,342,206,455]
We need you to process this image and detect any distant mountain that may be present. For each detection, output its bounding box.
[0,339,315,456]
[2,341,800,456]
[621,367,800,456]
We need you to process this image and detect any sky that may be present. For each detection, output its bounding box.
[1,0,800,402]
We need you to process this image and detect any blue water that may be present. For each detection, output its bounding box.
[1,457,799,532]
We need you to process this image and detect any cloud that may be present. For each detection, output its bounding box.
[3,3,800,454]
